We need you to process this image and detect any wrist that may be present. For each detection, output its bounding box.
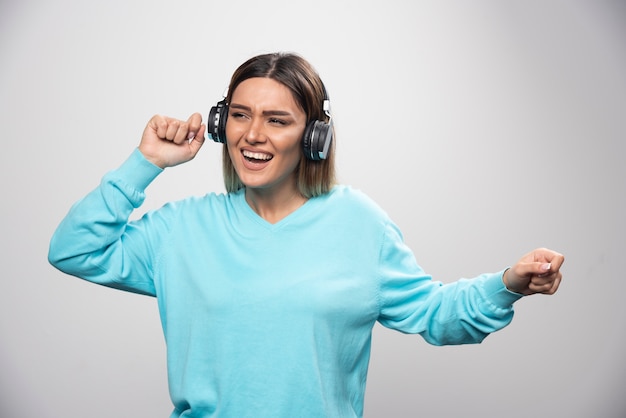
[138,146,168,169]
[502,267,512,290]
[502,267,528,296]
[118,148,163,190]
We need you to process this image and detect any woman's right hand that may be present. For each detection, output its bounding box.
[138,113,206,169]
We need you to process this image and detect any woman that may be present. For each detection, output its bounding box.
[48,52,564,418]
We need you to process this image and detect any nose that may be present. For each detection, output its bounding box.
[244,117,267,144]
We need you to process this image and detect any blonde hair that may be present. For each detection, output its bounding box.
[222,52,336,198]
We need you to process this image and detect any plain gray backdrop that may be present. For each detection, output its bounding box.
[1,0,625,417]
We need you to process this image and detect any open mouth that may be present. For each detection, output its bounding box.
[242,150,273,163]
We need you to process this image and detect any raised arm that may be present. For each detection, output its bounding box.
[48,113,206,295]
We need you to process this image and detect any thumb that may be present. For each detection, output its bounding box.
[188,124,206,157]
[520,261,552,277]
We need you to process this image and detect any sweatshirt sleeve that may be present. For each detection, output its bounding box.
[48,149,164,296]
[377,220,523,345]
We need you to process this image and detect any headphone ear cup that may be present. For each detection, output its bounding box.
[207,100,228,143]
[302,121,316,160]
[302,120,332,161]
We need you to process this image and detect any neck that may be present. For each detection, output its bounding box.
[245,186,308,224]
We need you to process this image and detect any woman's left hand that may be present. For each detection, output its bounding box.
[503,248,565,296]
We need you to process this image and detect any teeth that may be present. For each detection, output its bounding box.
[243,150,272,160]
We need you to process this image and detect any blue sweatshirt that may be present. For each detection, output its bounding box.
[48,149,522,417]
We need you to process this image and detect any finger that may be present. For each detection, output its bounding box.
[517,261,552,278]
[165,119,181,141]
[150,115,169,139]
[541,274,562,295]
[528,278,555,294]
[529,271,561,294]
[530,274,553,286]
[172,113,203,144]
[534,248,565,269]
[547,252,565,271]
[538,254,564,278]
[173,121,191,144]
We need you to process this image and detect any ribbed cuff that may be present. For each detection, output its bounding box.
[115,148,163,192]
[482,269,524,308]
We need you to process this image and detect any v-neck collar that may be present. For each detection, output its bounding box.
[233,188,327,231]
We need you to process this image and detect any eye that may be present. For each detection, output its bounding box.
[268,118,287,126]
[230,111,248,120]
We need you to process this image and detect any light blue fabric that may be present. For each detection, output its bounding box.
[49,148,522,418]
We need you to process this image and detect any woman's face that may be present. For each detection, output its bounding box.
[226,77,307,195]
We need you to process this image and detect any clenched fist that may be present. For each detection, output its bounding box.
[139,113,206,169]
[503,248,565,296]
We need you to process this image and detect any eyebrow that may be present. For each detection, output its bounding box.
[229,103,293,117]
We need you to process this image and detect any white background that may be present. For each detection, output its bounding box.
[1,0,625,417]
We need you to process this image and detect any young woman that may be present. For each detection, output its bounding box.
[49,52,564,418]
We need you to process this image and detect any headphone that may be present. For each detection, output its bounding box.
[207,86,333,161]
